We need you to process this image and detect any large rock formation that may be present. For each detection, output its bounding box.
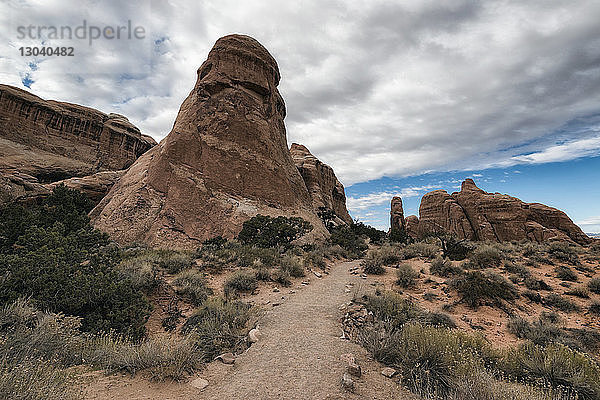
[91,35,328,248]
[0,84,156,202]
[290,143,352,226]
[411,179,590,245]
[389,196,406,237]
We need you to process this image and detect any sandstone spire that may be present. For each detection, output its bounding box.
[91,35,328,248]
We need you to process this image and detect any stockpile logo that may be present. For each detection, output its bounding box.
[2,0,154,76]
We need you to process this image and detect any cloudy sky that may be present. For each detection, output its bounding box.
[1,0,599,232]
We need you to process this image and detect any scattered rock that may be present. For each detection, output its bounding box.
[347,361,362,378]
[273,287,280,293]
[248,327,262,343]
[341,372,355,392]
[190,377,209,390]
[313,271,323,278]
[381,367,397,378]
[215,353,235,364]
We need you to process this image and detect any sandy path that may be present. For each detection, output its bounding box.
[85,260,414,399]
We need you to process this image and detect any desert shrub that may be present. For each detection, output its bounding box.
[524,276,552,291]
[91,333,201,381]
[500,342,600,399]
[504,261,530,278]
[434,234,474,261]
[173,270,213,306]
[360,322,495,396]
[254,267,271,282]
[430,256,463,277]
[278,255,304,278]
[523,290,543,303]
[182,297,251,360]
[555,266,578,282]
[236,245,280,268]
[237,214,312,248]
[329,225,368,258]
[423,292,438,301]
[544,294,579,312]
[389,227,410,244]
[588,277,600,294]
[273,269,292,287]
[0,358,82,400]
[0,189,151,340]
[590,301,600,316]
[396,263,419,288]
[156,252,195,274]
[361,258,386,275]
[224,271,258,298]
[564,286,589,298]
[468,244,504,268]
[366,244,403,266]
[201,236,227,250]
[304,249,327,269]
[548,242,580,265]
[401,242,440,259]
[117,258,162,292]
[319,244,348,260]
[451,271,518,308]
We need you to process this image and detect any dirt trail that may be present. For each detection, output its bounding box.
[85,261,414,399]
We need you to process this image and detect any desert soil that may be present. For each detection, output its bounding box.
[84,260,415,400]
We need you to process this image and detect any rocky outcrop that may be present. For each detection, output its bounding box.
[290,143,352,226]
[389,196,406,237]
[0,84,156,203]
[45,170,125,203]
[91,35,328,248]
[412,179,591,245]
[405,215,420,239]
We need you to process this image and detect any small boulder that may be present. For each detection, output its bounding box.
[215,352,235,364]
[248,328,262,343]
[381,367,397,378]
[190,377,209,390]
[341,372,355,392]
[313,271,323,278]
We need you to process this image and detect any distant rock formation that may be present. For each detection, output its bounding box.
[0,84,156,202]
[408,179,591,245]
[91,35,328,248]
[389,196,406,237]
[290,143,352,226]
[405,215,420,239]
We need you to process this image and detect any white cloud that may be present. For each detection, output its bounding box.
[577,216,600,233]
[2,0,600,185]
[346,185,438,211]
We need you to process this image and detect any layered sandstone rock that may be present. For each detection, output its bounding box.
[405,215,420,239]
[412,179,590,245]
[389,196,406,236]
[0,84,156,202]
[290,143,352,226]
[91,35,328,248]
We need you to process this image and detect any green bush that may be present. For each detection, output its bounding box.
[182,297,251,360]
[273,269,292,287]
[523,290,543,303]
[237,214,312,248]
[588,277,600,294]
[224,271,258,298]
[430,256,463,277]
[350,221,387,244]
[504,261,531,278]
[396,263,419,288]
[157,252,195,274]
[524,276,552,291]
[451,271,518,308]
[117,258,162,293]
[329,225,368,258]
[435,234,474,261]
[555,266,578,282]
[0,188,151,340]
[365,244,403,266]
[173,270,213,306]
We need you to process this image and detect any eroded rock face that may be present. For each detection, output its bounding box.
[405,215,420,239]
[413,179,590,245]
[290,143,352,226]
[91,35,328,248]
[389,196,406,236]
[0,84,156,202]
